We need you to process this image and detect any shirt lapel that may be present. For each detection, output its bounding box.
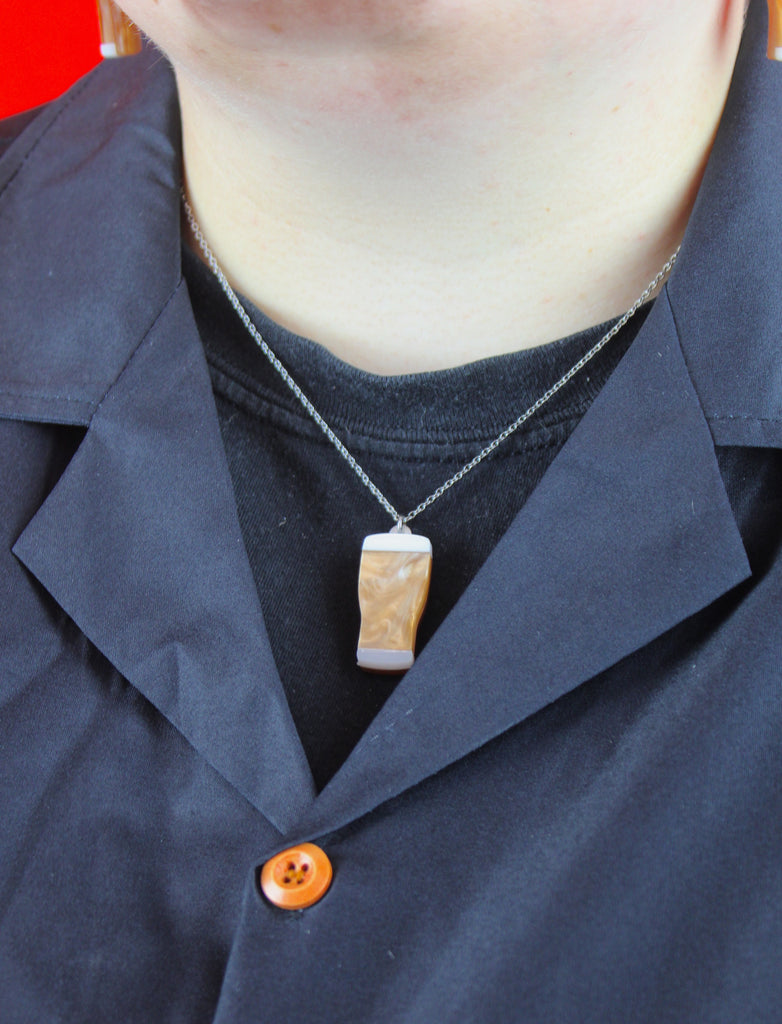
[13,282,316,834]
[299,289,751,836]
[2,50,316,833]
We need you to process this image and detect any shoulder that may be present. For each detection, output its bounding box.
[0,48,183,427]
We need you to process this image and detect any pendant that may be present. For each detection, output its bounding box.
[356,528,432,672]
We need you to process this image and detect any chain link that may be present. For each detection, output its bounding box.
[184,194,678,528]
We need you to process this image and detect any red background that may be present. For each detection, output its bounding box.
[0,0,102,119]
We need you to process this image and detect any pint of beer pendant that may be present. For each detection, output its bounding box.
[356,532,432,672]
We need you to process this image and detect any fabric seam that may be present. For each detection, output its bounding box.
[0,76,93,204]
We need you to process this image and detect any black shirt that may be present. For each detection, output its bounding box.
[184,245,649,789]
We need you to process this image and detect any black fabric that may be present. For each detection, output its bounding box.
[184,244,648,789]
[0,103,47,160]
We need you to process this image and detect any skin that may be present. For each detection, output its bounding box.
[120,1,747,373]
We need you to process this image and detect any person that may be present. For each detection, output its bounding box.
[1,0,780,1019]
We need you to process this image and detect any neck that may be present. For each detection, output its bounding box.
[177,2,745,374]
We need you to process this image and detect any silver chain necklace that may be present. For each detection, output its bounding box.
[183,194,678,672]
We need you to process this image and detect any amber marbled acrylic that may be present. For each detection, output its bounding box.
[770,0,782,60]
[356,533,432,672]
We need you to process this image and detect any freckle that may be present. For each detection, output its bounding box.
[268,22,283,34]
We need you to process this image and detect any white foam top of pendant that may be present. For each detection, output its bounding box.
[100,42,119,58]
[362,533,432,554]
[356,647,415,672]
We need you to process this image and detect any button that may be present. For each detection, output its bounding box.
[260,843,333,910]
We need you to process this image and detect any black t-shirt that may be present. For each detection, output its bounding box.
[183,245,649,789]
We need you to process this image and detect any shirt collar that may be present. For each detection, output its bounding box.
[667,0,782,447]
[0,45,182,425]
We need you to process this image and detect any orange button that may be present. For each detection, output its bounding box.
[260,843,333,910]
